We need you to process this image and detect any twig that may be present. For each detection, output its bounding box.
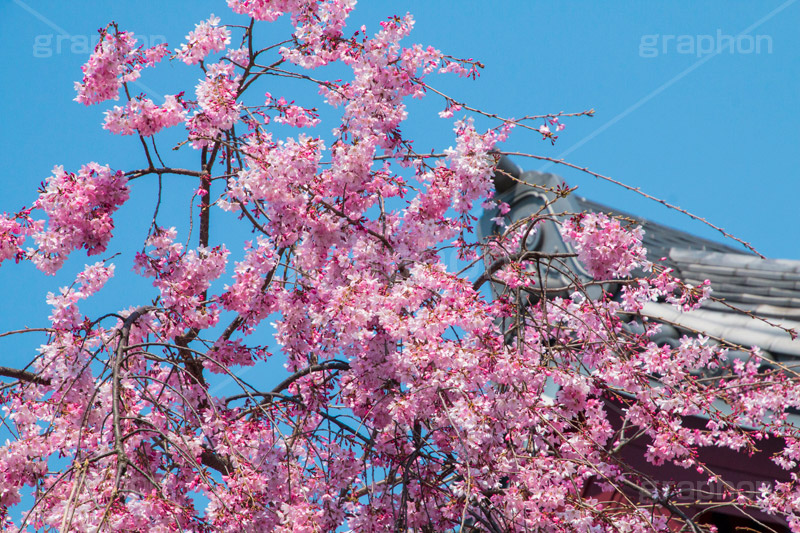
[499,151,764,257]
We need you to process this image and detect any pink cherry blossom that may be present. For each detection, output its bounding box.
[272,103,321,128]
[74,26,168,105]
[0,211,33,264]
[561,211,650,279]
[47,262,115,330]
[549,116,567,131]
[134,226,229,330]
[103,94,187,136]
[187,62,241,147]
[175,14,231,65]
[2,4,798,532]
[30,163,129,274]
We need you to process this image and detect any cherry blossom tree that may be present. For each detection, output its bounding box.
[1,2,799,531]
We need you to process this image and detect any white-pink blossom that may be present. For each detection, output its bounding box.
[31,163,129,274]
[74,27,168,105]
[103,94,187,136]
[175,14,231,65]
[561,212,650,279]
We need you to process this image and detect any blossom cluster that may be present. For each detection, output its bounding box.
[561,212,650,279]
[134,227,229,330]
[74,27,168,105]
[188,62,241,147]
[103,94,187,136]
[175,15,231,65]
[220,236,279,327]
[0,211,34,264]
[268,95,321,128]
[31,163,129,274]
[47,262,115,330]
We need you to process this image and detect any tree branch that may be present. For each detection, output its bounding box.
[0,366,49,385]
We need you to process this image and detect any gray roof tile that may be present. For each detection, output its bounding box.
[487,166,800,359]
[573,195,800,359]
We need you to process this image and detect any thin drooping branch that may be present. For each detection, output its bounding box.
[126,167,205,179]
[0,327,55,339]
[269,361,351,398]
[498,150,764,257]
[417,80,595,135]
[473,250,577,291]
[98,305,156,529]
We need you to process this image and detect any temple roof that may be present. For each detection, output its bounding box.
[486,159,800,364]
[575,195,800,364]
